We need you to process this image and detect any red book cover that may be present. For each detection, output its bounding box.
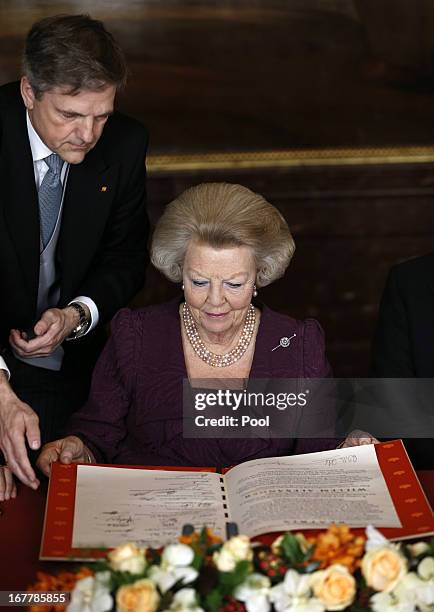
[40,441,434,560]
[372,439,434,540]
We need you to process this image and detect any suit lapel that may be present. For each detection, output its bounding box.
[2,97,40,306]
[414,278,434,375]
[58,146,118,302]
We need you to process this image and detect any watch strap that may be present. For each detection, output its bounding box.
[67,302,90,340]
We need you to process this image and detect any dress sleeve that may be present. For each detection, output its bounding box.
[65,308,137,462]
[301,318,332,378]
[294,318,338,453]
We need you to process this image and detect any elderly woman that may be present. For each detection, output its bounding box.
[1,183,374,498]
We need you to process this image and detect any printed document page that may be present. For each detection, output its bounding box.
[72,466,227,549]
[224,444,401,537]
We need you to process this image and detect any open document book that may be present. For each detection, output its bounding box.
[40,440,434,560]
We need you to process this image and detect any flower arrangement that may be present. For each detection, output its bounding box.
[28,525,434,612]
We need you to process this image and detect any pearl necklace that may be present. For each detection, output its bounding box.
[182,303,256,367]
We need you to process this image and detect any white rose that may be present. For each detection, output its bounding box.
[213,535,253,572]
[407,542,430,558]
[362,545,407,592]
[225,535,253,560]
[107,542,146,574]
[163,543,195,568]
[418,557,434,581]
[214,548,239,572]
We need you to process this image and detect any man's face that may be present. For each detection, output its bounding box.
[20,76,116,164]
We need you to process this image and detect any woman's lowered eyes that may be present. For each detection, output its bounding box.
[191,279,243,289]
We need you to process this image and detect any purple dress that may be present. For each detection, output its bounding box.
[67,298,336,466]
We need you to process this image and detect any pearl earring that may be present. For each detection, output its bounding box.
[182,283,185,291]
[253,285,258,297]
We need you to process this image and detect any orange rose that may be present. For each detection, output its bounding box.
[310,564,356,611]
[116,578,160,612]
[361,546,407,592]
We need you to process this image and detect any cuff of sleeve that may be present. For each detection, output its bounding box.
[80,437,105,463]
[68,296,99,334]
[0,355,11,381]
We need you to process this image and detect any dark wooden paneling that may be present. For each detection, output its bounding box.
[2,1,434,152]
[1,2,433,375]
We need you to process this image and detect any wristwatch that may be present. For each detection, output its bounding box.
[67,302,90,340]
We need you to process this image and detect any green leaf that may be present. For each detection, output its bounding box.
[199,527,209,545]
[204,589,223,612]
[157,591,174,611]
[108,569,143,591]
[280,533,305,564]
[302,544,316,562]
[93,560,110,573]
[218,560,251,591]
[192,551,205,571]
[208,543,223,555]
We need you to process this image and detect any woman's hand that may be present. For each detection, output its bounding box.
[36,436,89,477]
[0,465,17,501]
[341,429,379,448]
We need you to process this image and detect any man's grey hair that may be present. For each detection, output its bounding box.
[22,14,127,98]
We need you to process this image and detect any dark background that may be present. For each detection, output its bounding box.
[2,0,434,374]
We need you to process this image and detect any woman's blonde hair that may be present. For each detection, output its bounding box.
[151,182,295,287]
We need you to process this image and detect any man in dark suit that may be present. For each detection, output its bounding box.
[372,253,434,468]
[0,14,148,493]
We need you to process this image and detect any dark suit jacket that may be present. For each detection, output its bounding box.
[0,82,149,370]
[373,253,434,377]
[68,298,337,467]
[372,253,434,468]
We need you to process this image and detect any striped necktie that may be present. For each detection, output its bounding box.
[38,153,63,248]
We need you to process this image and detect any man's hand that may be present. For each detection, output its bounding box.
[341,429,379,448]
[9,305,84,358]
[0,466,17,501]
[37,436,87,477]
[0,372,40,488]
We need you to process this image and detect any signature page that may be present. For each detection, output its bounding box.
[225,445,401,537]
[72,466,226,549]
